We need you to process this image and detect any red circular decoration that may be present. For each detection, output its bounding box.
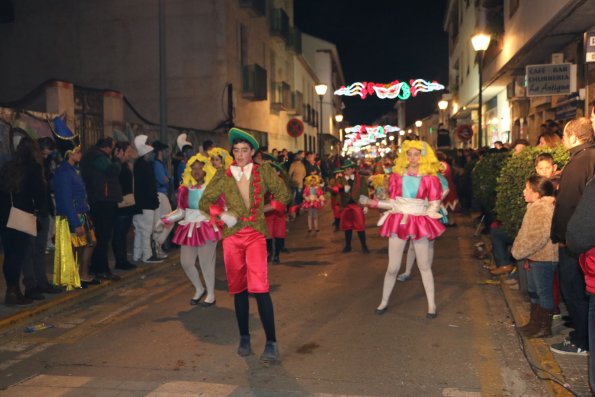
[456,124,474,141]
[287,118,305,138]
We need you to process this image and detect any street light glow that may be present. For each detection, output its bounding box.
[335,114,343,123]
[471,33,491,52]
[415,120,422,128]
[438,100,448,110]
[315,84,328,96]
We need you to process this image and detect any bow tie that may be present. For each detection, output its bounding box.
[230,163,253,182]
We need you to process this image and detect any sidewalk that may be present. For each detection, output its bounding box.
[475,226,591,397]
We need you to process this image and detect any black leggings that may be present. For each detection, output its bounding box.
[1,227,32,287]
[234,290,276,342]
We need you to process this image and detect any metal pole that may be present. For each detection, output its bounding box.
[158,0,167,143]
[318,96,323,159]
[478,51,484,148]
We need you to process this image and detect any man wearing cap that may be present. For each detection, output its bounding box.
[200,128,291,362]
[132,135,163,264]
[336,160,370,253]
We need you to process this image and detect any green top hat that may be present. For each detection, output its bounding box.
[341,160,356,170]
[261,152,277,162]
[228,128,259,151]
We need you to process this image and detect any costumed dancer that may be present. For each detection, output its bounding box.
[328,169,343,231]
[53,146,99,290]
[199,128,291,362]
[158,153,221,307]
[301,174,325,233]
[208,146,233,171]
[360,140,445,318]
[265,162,290,264]
[436,151,459,223]
[337,161,370,253]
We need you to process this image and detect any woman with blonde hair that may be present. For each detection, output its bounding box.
[361,140,445,318]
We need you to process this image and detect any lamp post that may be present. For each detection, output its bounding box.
[471,32,490,148]
[315,84,328,159]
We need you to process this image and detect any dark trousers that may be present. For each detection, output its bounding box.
[1,227,32,287]
[22,215,50,290]
[89,202,116,274]
[559,246,589,350]
[588,295,595,393]
[112,214,133,266]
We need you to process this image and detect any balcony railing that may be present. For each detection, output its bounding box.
[239,0,266,17]
[269,8,289,42]
[290,91,303,115]
[287,27,302,54]
[271,81,291,111]
[242,64,267,101]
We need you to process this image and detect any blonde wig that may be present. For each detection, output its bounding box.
[207,147,233,169]
[304,174,322,187]
[181,153,216,187]
[393,140,441,176]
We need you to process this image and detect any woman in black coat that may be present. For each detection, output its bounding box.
[0,137,45,305]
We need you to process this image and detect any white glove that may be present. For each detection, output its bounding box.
[376,199,396,211]
[359,195,370,206]
[220,211,238,227]
[426,200,443,219]
[363,207,369,215]
[344,185,351,193]
[154,220,165,233]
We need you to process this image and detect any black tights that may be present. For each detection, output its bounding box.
[344,230,367,248]
[234,290,276,342]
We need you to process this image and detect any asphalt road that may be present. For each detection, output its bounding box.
[0,208,546,396]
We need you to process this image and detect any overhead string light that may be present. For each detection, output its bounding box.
[334,79,445,100]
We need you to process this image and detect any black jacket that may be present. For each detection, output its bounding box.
[80,146,122,205]
[567,177,595,254]
[134,158,159,210]
[0,160,45,228]
[117,162,141,216]
[551,142,595,244]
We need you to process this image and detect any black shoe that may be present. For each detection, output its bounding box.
[190,290,206,306]
[5,287,33,305]
[260,341,279,362]
[115,262,137,271]
[24,289,45,301]
[375,307,387,315]
[39,284,63,294]
[362,246,370,254]
[237,335,252,356]
[426,312,438,319]
[80,278,101,289]
[342,246,352,253]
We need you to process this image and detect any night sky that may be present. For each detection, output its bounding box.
[294,0,449,126]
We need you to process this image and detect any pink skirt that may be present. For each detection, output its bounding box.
[301,199,324,209]
[379,213,445,240]
[172,221,222,246]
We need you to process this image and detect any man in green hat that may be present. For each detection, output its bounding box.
[336,160,370,253]
[199,128,291,362]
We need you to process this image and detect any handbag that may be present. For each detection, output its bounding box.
[6,193,37,236]
[118,193,135,208]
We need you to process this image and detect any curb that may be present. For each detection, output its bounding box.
[498,277,574,397]
[0,253,179,332]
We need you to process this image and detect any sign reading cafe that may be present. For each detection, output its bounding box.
[525,63,577,97]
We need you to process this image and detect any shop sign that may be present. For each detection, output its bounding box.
[586,31,595,63]
[526,63,576,97]
[455,124,473,142]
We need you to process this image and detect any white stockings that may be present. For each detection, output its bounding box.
[401,240,435,278]
[180,241,217,303]
[378,237,436,315]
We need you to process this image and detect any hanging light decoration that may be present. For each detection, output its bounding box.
[334,79,445,100]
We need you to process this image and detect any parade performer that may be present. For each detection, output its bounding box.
[208,146,233,171]
[301,174,325,233]
[360,140,445,318]
[265,162,290,264]
[337,161,370,253]
[199,128,291,362]
[328,169,343,231]
[158,153,221,306]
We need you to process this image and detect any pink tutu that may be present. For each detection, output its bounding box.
[172,221,222,246]
[379,213,445,240]
[301,199,324,209]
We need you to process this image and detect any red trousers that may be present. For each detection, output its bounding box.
[222,227,269,294]
[265,212,286,238]
[340,204,366,231]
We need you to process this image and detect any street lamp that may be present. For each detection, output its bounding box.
[471,32,490,148]
[335,113,344,144]
[315,83,328,159]
[334,114,343,123]
[438,100,448,110]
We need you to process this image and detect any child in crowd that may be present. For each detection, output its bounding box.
[511,175,558,338]
[301,175,325,233]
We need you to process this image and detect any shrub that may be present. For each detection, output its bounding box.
[495,145,569,236]
[472,152,510,218]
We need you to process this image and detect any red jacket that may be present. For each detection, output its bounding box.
[579,247,595,295]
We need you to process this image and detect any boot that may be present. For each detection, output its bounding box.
[517,303,539,334]
[358,231,370,254]
[526,306,553,338]
[237,335,252,356]
[5,286,33,306]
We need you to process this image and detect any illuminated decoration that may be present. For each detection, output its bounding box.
[334,79,445,100]
[344,125,400,134]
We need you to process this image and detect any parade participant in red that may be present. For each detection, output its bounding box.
[199,128,291,362]
[301,175,325,233]
[361,140,445,318]
[158,153,221,307]
[264,162,290,264]
[337,160,370,253]
[328,169,343,231]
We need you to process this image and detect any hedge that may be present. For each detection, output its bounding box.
[471,152,510,218]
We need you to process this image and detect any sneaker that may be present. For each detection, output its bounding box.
[397,274,411,282]
[550,339,588,356]
[143,256,164,264]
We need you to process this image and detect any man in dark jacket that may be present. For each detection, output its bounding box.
[550,117,595,356]
[80,137,123,280]
[132,135,162,263]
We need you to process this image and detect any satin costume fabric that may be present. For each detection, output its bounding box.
[222,227,269,294]
[265,211,286,238]
[171,186,222,246]
[379,173,445,240]
[301,187,325,209]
